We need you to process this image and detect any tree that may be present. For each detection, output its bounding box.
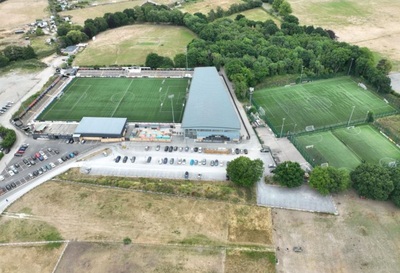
[366,111,374,123]
[174,53,187,68]
[351,163,394,200]
[272,0,283,12]
[389,167,400,207]
[376,58,392,75]
[0,54,9,67]
[145,52,164,69]
[273,161,305,188]
[309,166,350,195]
[279,1,292,17]
[226,156,264,187]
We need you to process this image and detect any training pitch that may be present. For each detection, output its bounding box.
[253,77,396,136]
[293,125,400,170]
[37,77,189,122]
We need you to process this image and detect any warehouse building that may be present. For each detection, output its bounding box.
[73,117,128,142]
[181,67,241,142]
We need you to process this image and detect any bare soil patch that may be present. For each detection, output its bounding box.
[289,0,400,68]
[0,245,64,273]
[272,191,400,273]
[56,242,224,273]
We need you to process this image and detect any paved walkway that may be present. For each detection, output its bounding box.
[257,182,338,214]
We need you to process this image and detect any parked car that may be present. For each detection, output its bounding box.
[163,157,168,164]
[115,156,121,163]
[164,146,169,152]
[123,156,128,163]
[0,175,4,181]
[50,162,56,168]
[244,149,248,154]
[169,146,173,152]
[184,171,189,179]
[170,158,174,164]
[156,145,160,151]
[147,156,152,163]
[145,146,150,151]
[131,156,136,163]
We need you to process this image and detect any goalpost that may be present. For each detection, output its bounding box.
[305,125,315,132]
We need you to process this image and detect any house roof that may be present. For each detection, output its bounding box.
[181,67,241,130]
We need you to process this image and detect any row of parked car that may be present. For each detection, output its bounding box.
[14,143,29,157]
[0,101,12,115]
[152,145,203,153]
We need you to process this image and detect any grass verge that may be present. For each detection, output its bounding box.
[56,168,256,204]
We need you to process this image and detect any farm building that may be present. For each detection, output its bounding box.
[181,67,241,142]
[73,117,128,142]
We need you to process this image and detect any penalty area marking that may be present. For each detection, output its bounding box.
[345,126,361,135]
[379,157,397,167]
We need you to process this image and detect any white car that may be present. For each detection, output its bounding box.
[43,154,48,160]
[58,158,64,164]
[8,170,15,176]
[0,175,4,181]
[50,162,56,168]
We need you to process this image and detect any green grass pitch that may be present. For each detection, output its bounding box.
[253,76,397,136]
[293,131,362,170]
[38,77,189,122]
[333,125,400,166]
[293,125,400,170]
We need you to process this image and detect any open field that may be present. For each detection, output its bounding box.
[288,0,400,69]
[273,191,400,273]
[180,0,243,14]
[333,125,400,166]
[0,245,64,273]
[292,130,361,170]
[59,1,142,25]
[0,0,48,29]
[37,77,189,122]
[227,8,280,24]
[2,181,275,272]
[74,25,196,66]
[253,77,396,136]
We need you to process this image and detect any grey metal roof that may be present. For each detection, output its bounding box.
[74,117,127,136]
[181,67,241,130]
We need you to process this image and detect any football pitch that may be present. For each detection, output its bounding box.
[293,125,400,170]
[38,77,189,122]
[253,77,397,136]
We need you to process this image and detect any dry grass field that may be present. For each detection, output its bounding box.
[273,191,400,273]
[180,0,243,14]
[59,1,143,25]
[0,0,49,49]
[74,24,196,66]
[0,181,275,272]
[228,8,280,25]
[376,115,400,139]
[288,0,400,68]
[0,245,64,273]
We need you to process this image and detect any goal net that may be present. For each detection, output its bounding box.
[305,125,315,132]
[320,162,329,167]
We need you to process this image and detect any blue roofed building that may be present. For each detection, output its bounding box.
[181,67,241,142]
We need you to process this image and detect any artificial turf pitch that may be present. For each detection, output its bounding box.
[38,77,189,122]
[293,125,400,170]
[253,76,396,136]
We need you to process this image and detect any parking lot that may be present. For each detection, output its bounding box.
[0,139,99,196]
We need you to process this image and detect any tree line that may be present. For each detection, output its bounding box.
[0,45,37,68]
[272,161,400,208]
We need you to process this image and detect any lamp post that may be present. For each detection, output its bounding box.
[293,123,297,135]
[347,58,354,76]
[347,105,355,126]
[280,118,286,138]
[168,94,175,124]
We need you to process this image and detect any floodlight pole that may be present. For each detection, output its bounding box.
[249,87,254,104]
[280,118,286,138]
[300,65,304,83]
[168,94,175,125]
[185,46,188,71]
[365,110,370,122]
[347,58,354,76]
[347,106,355,126]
